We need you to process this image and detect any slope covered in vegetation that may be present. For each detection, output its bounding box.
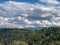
[0,27,60,45]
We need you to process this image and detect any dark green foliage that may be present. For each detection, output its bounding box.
[0,27,60,45]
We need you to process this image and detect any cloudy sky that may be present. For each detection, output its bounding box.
[0,0,60,28]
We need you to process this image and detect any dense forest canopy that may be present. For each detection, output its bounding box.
[0,27,60,45]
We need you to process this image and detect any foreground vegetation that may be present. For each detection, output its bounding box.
[0,27,60,45]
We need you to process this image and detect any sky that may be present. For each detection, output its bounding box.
[0,0,38,3]
[0,0,60,28]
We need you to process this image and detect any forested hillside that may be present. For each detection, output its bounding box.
[0,27,60,45]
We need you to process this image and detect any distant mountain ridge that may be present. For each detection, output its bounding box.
[0,27,43,30]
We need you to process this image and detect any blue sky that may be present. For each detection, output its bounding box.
[0,0,60,3]
[0,0,60,28]
[0,0,38,3]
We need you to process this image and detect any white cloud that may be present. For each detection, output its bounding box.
[24,19,32,25]
[0,1,60,28]
[39,0,60,5]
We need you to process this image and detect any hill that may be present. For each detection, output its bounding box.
[0,27,60,45]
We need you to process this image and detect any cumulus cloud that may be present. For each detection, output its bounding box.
[0,1,60,28]
[39,0,60,5]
